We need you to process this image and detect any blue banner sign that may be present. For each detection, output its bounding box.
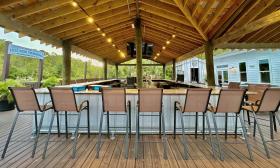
[7,44,45,60]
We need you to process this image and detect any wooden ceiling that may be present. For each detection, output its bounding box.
[0,0,280,64]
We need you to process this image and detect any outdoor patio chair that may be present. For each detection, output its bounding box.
[228,82,240,89]
[1,87,52,159]
[135,88,168,159]
[174,88,215,159]
[242,88,280,158]
[42,87,90,159]
[96,88,131,159]
[209,89,253,161]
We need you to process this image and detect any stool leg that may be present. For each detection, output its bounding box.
[212,113,224,161]
[161,111,168,160]
[238,113,253,161]
[273,113,277,132]
[34,111,38,135]
[235,113,238,138]
[42,112,55,159]
[128,101,131,138]
[56,111,60,137]
[124,112,129,159]
[135,111,139,159]
[179,112,188,160]
[225,113,228,140]
[269,112,274,140]
[203,112,205,140]
[252,111,270,158]
[72,112,82,158]
[32,111,45,158]
[205,112,215,159]
[65,111,68,139]
[107,111,110,138]
[96,112,104,158]
[195,112,198,139]
[1,111,20,159]
[173,102,177,139]
[159,112,162,138]
[253,119,256,137]
[87,101,90,138]
[247,110,251,125]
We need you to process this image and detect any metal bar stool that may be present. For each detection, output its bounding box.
[135,88,168,159]
[1,87,52,159]
[96,88,131,159]
[174,88,215,159]
[242,88,280,158]
[42,87,90,159]
[209,89,253,161]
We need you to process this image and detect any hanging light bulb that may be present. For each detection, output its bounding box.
[112,44,116,47]
[162,46,166,50]
[156,53,160,56]
[71,1,78,7]
[107,38,112,43]
[166,40,170,45]
[87,17,94,23]
[172,34,176,38]
[102,33,106,37]
[97,27,101,31]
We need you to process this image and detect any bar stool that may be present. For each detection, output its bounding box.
[1,87,52,159]
[242,88,280,158]
[96,88,131,159]
[135,88,168,159]
[209,89,253,161]
[42,87,90,159]
[174,88,215,159]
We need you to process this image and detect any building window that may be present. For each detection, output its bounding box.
[259,59,270,83]
[239,62,247,82]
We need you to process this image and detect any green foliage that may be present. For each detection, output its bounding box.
[0,79,23,103]
[42,76,60,88]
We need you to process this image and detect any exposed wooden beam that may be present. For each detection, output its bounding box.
[176,46,204,62]
[0,0,24,8]
[173,0,208,41]
[215,42,280,49]
[214,10,280,44]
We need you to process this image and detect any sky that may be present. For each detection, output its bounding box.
[0,27,103,67]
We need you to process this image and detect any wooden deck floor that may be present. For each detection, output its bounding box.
[1,110,280,168]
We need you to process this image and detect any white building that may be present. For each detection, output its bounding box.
[176,50,280,86]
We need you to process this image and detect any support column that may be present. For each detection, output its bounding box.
[205,41,215,86]
[172,59,176,80]
[115,64,119,79]
[38,59,44,82]
[84,62,87,80]
[162,64,166,79]
[104,59,107,80]
[62,40,71,85]
[2,41,11,81]
[135,17,143,88]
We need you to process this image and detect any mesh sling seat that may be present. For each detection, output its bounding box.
[1,87,52,159]
[208,89,253,161]
[135,88,168,159]
[96,88,131,159]
[42,87,90,159]
[242,88,280,158]
[174,88,215,159]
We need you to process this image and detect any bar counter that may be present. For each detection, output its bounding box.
[35,79,241,135]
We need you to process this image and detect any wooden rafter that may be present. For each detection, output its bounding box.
[173,0,208,41]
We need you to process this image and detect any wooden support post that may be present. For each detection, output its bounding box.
[2,41,11,81]
[205,41,215,86]
[162,64,166,79]
[62,40,71,85]
[38,59,44,83]
[115,64,119,79]
[84,62,87,80]
[135,17,143,88]
[104,59,107,80]
[172,59,176,80]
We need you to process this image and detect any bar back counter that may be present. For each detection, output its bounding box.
[35,79,240,135]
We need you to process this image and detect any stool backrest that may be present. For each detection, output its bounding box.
[138,88,163,112]
[216,89,245,113]
[9,87,40,112]
[48,87,77,112]
[258,88,280,112]
[247,84,269,103]
[102,88,126,112]
[183,88,212,113]
[228,82,240,89]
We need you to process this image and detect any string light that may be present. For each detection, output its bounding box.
[87,17,94,23]
[120,52,125,58]
[107,38,112,43]
[97,27,101,31]
[71,1,78,7]
[172,34,176,38]
[102,33,106,37]
[166,40,170,45]
[118,50,121,53]
[112,44,116,47]
[162,46,166,50]
[156,53,160,56]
